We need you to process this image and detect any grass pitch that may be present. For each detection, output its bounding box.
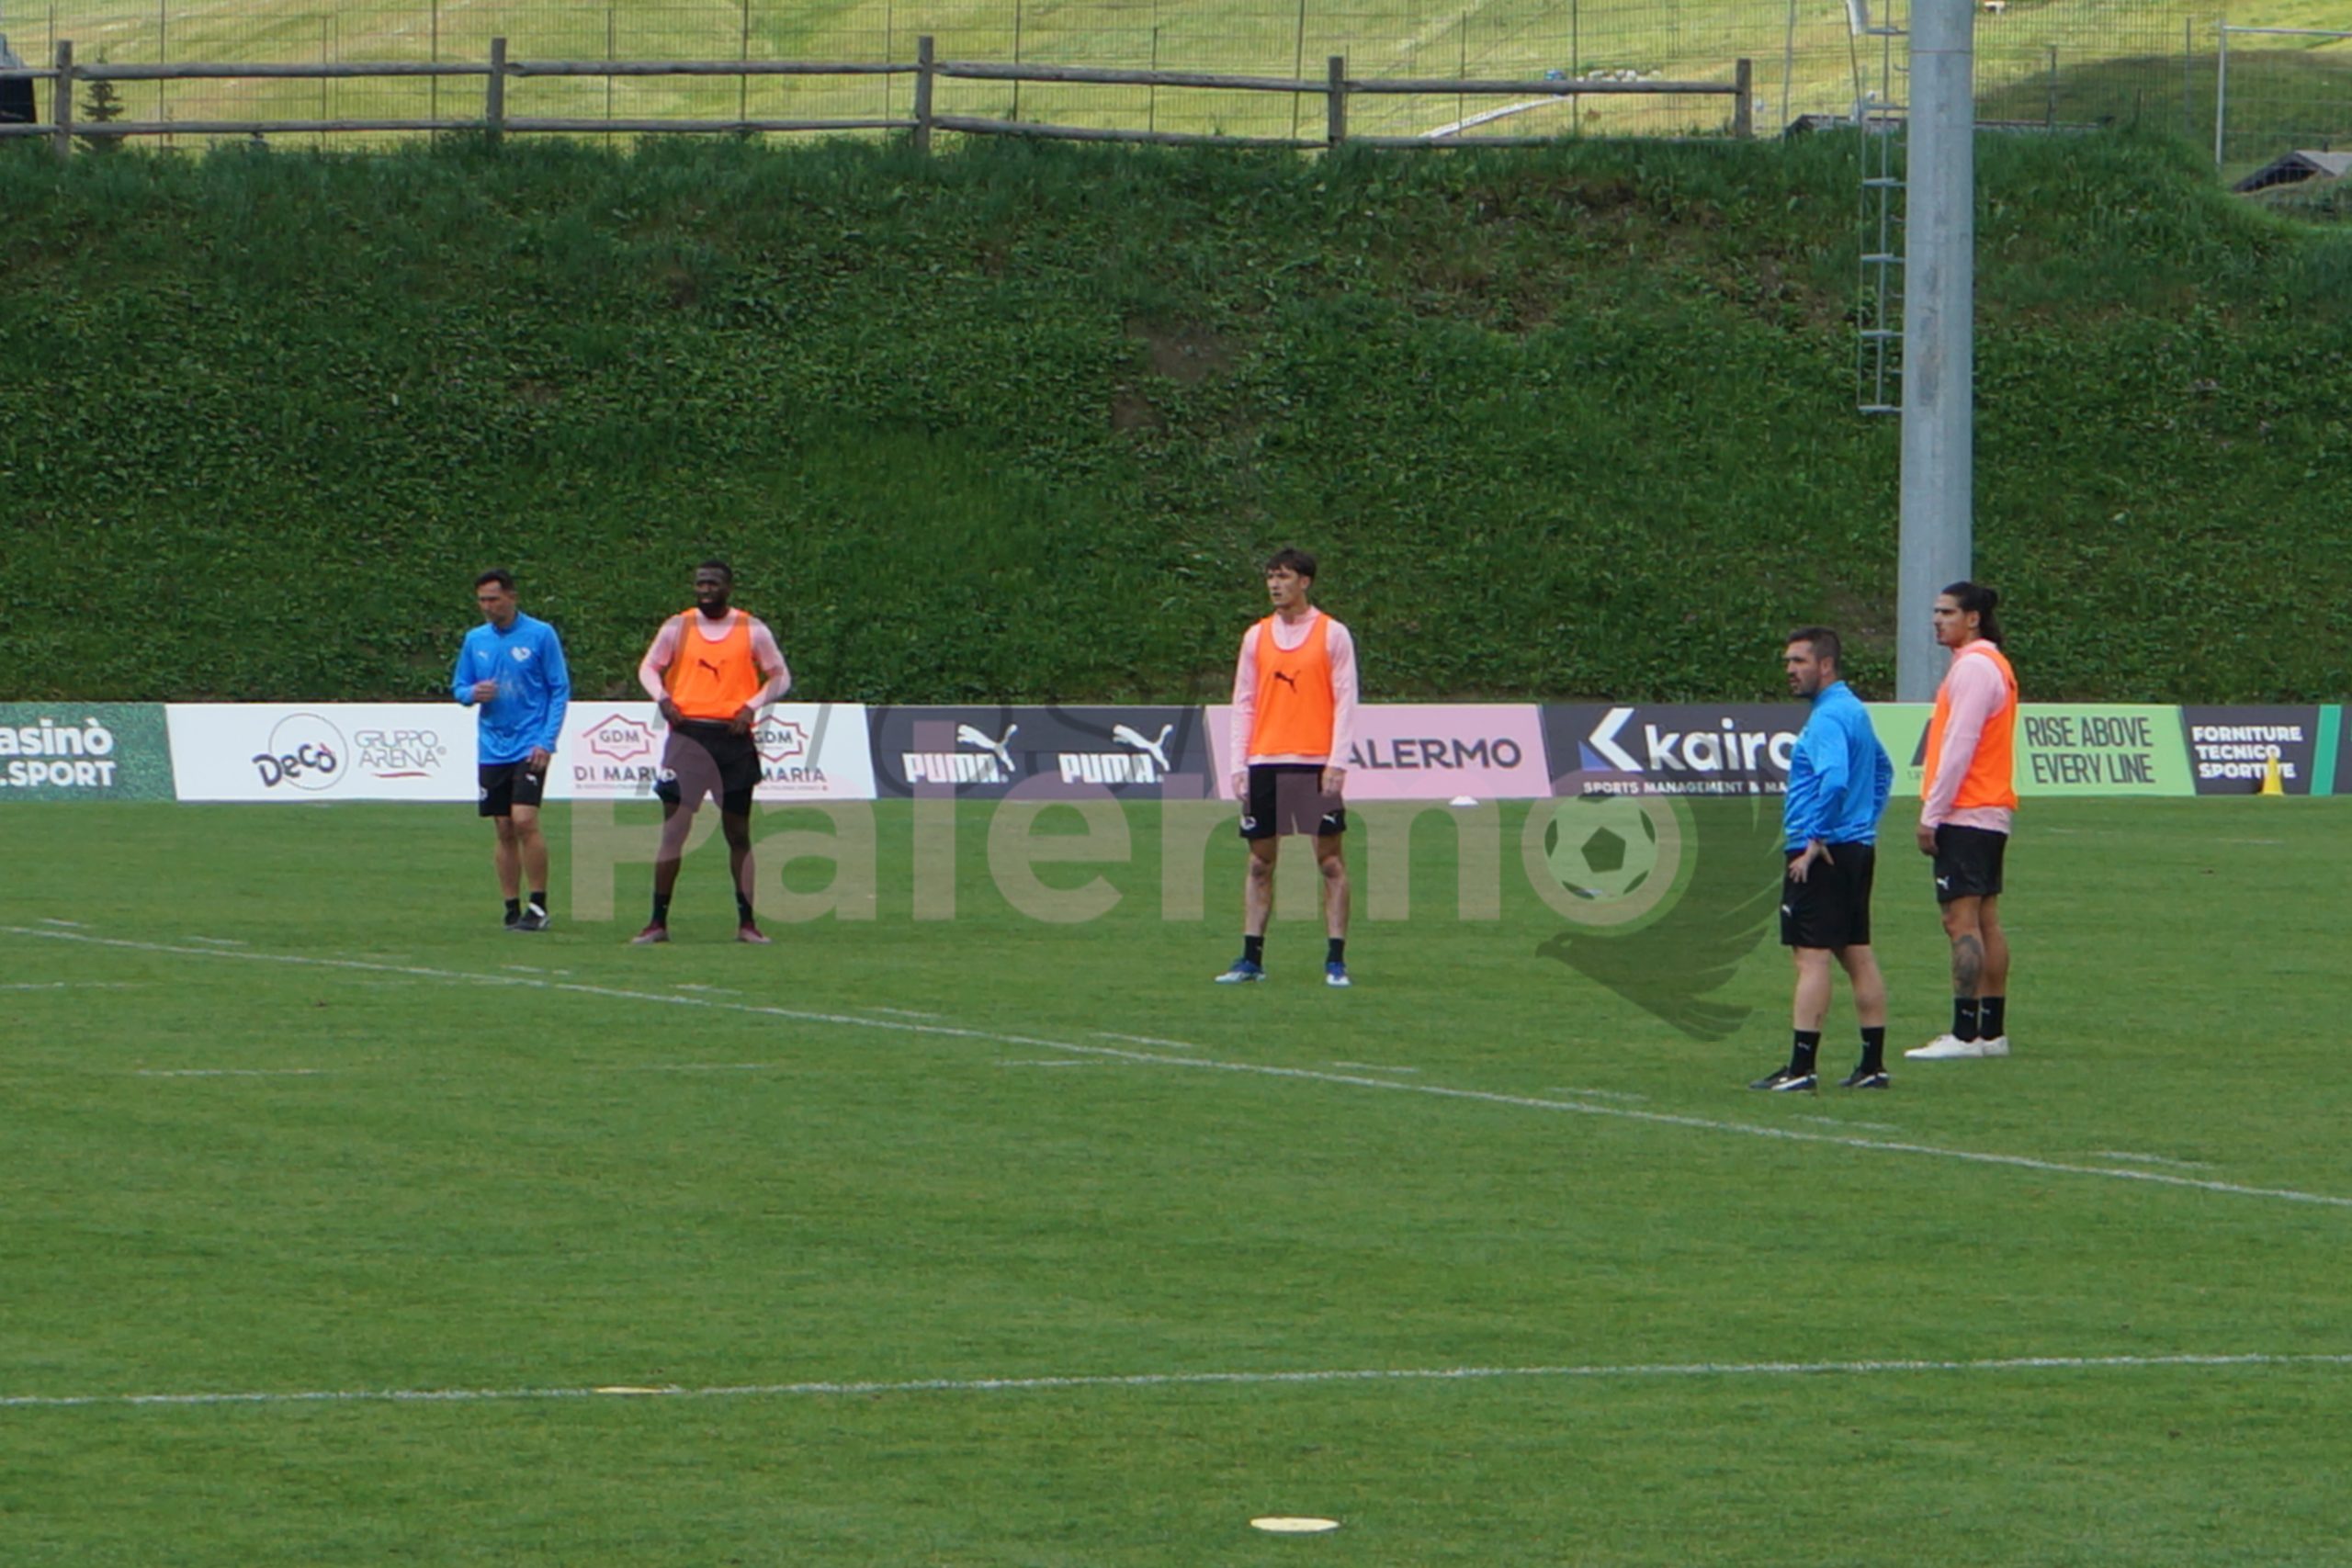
[4,795,2350,1564]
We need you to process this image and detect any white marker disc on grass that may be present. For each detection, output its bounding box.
[1250,1517,1340,1534]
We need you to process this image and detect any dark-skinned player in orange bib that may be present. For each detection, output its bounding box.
[1216,547,1360,988]
[630,559,792,945]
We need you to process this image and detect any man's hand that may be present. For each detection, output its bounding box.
[525,746,551,773]
[1916,821,1939,857]
[657,696,683,726]
[1320,764,1348,797]
[470,680,498,703]
[729,705,757,736]
[1230,771,1249,803]
[1789,839,1833,884]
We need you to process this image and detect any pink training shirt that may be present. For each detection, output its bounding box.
[636,611,794,709]
[1228,610,1359,770]
[1921,645,2015,835]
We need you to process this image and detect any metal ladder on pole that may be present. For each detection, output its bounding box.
[1851,0,1906,415]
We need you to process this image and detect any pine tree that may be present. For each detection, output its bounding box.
[77,60,126,156]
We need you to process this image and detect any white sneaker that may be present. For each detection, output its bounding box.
[1905,1033,1988,1060]
[1975,1034,2010,1057]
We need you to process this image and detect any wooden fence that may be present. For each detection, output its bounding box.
[0,39,1753,160]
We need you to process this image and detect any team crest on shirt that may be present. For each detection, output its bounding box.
[511,646,533,663]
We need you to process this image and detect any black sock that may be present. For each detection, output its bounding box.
[1953,998,1981,1042]
[652,894,672,925]
[1327,938,1346,965]
[1791,1030,1821,1074]
[1243,934,1265,965]
[1860,1026,1886,1073]
[529,890,548,914]
[503,897,521,920]
[737,892,755,925]
[1981,997,2006,1039]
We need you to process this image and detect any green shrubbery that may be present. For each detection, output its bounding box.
[0,131,2345,703]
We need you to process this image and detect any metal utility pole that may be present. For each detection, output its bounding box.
[1895,0,1975,701]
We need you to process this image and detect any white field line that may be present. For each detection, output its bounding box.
[7,1350,2351,1414]
[183,936,248,947]
[997,1059,1108,1068]
[38,918,84,927]
[1548,1087,1647,1102]
[1095,1032,1200,1051]
[866,1007,942,1019]
[1797,1114,1902,1134]
[1332,1062,1421,1074]
[0,981,143,992]
[2093,1150,2216,1170]
[132,1068,332,1079]
[8,925,2351,1213]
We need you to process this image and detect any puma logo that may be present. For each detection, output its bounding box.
[1272,671,1299,691]
[695,658,721,678]
[1111,722,1175,771]
[955,722,1019,775]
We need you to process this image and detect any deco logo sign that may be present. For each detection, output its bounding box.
[252,713,345,792]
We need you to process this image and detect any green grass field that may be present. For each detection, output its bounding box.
[6,795,2350,1564]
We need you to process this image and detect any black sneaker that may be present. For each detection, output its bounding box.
[1748,1066,1817,1092]
[1839,1066,1890,1089]
[514,906,550,932]
[503,909,523,931]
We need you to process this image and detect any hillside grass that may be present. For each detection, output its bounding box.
[22,0,2212,143]
[1,130,2347,705]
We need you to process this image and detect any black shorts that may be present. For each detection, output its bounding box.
[1240,763,1347,842]
[1781,841,1876,950]
[656,721,760,817]
[1933,824,2007,903]
[478,760,548,818]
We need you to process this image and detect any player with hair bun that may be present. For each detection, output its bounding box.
[1908,581,2019,1062]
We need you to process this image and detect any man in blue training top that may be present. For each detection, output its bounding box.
[454,569,571,931]
[1751,626,1894,1093]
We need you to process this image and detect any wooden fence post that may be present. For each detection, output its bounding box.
[1326,54,1346,148]
[51,40,74,163]
[913,35,935,152]
[1734,57,1753,139]
[485,36,507,142]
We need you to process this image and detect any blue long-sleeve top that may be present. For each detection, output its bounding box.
[452,613,571,764]
[1782,680,1892,850]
